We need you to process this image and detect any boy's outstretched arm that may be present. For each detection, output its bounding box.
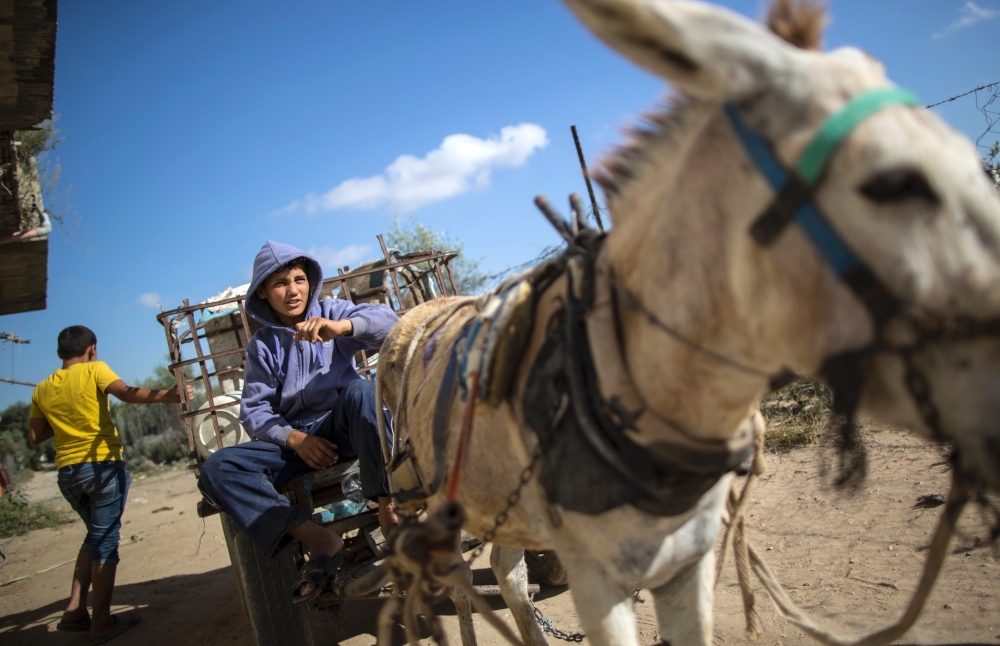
[105,380,194,405]
[28,417,54,445]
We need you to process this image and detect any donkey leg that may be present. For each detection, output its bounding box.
[559,555,638,646]
[450,548,479,646]
[490,545,548,646]
[650,552,715,646]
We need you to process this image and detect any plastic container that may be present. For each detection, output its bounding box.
[341,470,365,503]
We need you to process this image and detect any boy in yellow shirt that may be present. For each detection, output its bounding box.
[29,326,190,644]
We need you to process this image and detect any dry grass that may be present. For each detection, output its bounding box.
[760,379,833,451]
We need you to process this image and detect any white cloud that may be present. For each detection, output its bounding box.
[308,244,373,273]
[137,292,162,309]
[934,2,998,39]
[279,123,548,214]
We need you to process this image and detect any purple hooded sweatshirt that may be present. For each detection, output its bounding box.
[239,241,399,446]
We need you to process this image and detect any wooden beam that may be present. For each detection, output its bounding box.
[0,236,47,314]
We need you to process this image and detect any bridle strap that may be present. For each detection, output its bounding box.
[796,87,922,182]
[726,87,921,326]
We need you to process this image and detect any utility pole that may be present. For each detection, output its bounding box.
[0,332,32,387]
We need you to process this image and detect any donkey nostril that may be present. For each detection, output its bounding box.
[859,168,940,206]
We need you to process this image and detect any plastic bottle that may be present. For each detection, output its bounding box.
[341,470,365,503]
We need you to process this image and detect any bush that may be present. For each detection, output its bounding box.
[0,402,55,470]
[760,379,833,451]
[0,488,71,538]
[386,216,488,295]
[133,433,188,466]
[111,362,193,466]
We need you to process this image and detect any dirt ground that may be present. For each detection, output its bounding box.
[1,428,998,646]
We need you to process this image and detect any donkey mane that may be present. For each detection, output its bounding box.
[594,0,827,211]
[594,93,695,205]
[767,0,827,51]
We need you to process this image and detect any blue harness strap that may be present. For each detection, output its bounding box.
[725,88,920,278]
[725,104,853,275]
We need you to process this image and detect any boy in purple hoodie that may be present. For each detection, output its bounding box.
[198,241,399,603]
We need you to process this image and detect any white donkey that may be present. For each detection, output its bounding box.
[377,1,1000,645]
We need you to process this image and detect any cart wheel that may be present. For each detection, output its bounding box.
[524,550,568,586]
[220,512,315,646]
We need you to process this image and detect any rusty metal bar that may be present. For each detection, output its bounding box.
[338,268,373,380]
[177,399,240,420]
[571,124,605,233]
[235,299,253,347]
[154,253,457,324]
[377,234,407,310]
[197,321,243,338]
[184,304,223,450]
[159,312,197,460]
[168,346,246,370]
[333,274,350,301]
[156,294,246,320]
[444,261,459,296]
[183,366,244,383]
[431,257,448,299]
[311,251,456,285]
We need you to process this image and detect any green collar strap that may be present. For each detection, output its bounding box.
[795,86,921,184]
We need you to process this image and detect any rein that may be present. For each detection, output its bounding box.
[714,87,986,644]
[727,88,1000,454]
[717,422,972,646]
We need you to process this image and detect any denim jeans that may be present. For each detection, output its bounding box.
[198,379,391,557]
[57,460,131,565]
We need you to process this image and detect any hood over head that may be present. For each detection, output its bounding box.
[246,241,323,328]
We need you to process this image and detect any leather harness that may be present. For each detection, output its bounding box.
[392,86,997,512]
[727,87,1000,475]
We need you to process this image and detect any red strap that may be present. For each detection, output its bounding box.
[446,371,480,501]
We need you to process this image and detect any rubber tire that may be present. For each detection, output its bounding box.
[524,550,569,586]
[220,512,315,646]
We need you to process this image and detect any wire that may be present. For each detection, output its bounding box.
[925,82,999,109]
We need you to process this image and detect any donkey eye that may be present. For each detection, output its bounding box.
[859,168,939,206]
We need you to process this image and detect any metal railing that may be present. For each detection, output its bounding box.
[156,234,460,467]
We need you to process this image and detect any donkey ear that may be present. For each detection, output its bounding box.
[562,0,803,100]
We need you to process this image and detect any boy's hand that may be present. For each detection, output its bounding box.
[286,431,339,470]
[166,384,195,403]
[293,318,352,343]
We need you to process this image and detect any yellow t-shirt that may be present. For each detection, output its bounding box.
[30,362,123,469]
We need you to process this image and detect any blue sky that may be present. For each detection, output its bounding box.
[1,0,997,409]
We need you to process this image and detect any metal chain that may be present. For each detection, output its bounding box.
[902,356,943,440]
[531,599,585,642]
[464,443,543,565]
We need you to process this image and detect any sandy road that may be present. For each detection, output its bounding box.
[1,428,998,645]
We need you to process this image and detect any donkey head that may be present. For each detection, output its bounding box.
[564,0,1000,490]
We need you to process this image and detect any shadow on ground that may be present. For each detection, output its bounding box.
[0,565,562,646]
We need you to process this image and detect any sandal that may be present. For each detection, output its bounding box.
[56,612,91,632]
[89,614,140,645]
[291,553,342,605]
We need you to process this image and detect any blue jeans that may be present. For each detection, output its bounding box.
[198,379,391,557]
[58,460,131,566]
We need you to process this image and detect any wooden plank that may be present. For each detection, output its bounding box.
[0,235,46,314]
[0,0,58,130]
[0,131,19,235]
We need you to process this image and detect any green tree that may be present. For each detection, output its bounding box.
[14,117,70,230]
[385,216,488,295]
[0,401,55,470]
[109,362,193,465]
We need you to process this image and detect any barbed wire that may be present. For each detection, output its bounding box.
[925,82,999,109]
[926,82,1000,179]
